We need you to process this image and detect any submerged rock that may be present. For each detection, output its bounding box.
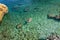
[47,14,60,21]
[55,14,60,20]
[24,18,32,25]
[47,14,56,19]
[0,3,8,22]
[46,33,60,40]
[27,18,32,23]
[16,23,22,29]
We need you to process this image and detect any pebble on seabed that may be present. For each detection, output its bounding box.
[55,15,60,19]
[47,14,56,18]
[47,33,60,40]
[24,18,32,25]
[27,18,32,23]
[16,23,22,29]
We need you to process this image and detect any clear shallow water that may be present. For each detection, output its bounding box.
[0,0,60,40]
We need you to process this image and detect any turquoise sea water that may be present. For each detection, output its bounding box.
[0,0,60,40]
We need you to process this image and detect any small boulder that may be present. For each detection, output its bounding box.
[55,15,60,20]
[47,14,55,18]
[16,23,22,29]
[0,3,8,22]
[24,18,32,25]
[27,18,32,23]
[47,33,60,40]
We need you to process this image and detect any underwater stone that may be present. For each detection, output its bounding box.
[55,15,60,20]
[24,18,32,25]
[27,18,32,23]
[46,33,60,40]
[47,14,60,20]
[47,14,56,19]
[16,23,22,29]
[0,3,8,22]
